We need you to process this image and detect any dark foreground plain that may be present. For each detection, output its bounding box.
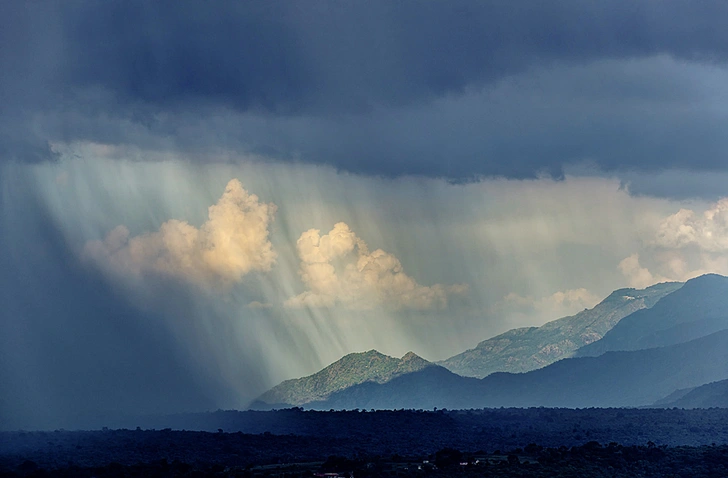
[2,408,728,477]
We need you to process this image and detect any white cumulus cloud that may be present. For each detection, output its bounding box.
[285,222,468,310]
[618,253,671,289]
[654,199,728,252]
[619,198,728,287]
[84,179,277,289]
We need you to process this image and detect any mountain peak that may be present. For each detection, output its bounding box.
[691,273,726,280]
[255,349,432,407]
[683,273,727,288]
[401,351,430,366]
[348,349,386,359]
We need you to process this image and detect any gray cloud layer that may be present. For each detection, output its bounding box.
[2,1,728,185]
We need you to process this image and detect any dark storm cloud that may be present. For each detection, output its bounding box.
[55,0,728,112]
[1,0,728,179]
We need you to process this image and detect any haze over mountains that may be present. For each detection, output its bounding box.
[655,379,728,409]
[439,281,681,378]
[255,274,728,411]
[311,328,728,410]
[576,274,728,357]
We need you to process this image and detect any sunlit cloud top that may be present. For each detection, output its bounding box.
[85,179,276,290]
[286,222,468,310]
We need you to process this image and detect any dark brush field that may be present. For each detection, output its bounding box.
[2,408,728,477]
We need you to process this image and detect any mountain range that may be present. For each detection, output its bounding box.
[576,274,728,357]
[654,379,728,409]
[439,281,681,377]
[310,328,728,410]
[254,274,728,410]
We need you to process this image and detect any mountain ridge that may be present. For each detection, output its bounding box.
[438,281,682,377]
[253,349,433,408]
[255,274,728,412]
[577,274,728,357]
[653,379,728,409]
[310,328,728,410]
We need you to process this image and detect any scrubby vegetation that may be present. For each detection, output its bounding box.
[2,408,728,477]
[255,350,432,407]
[2,439,727,477]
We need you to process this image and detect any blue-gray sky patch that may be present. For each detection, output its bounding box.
[1,1,728,187]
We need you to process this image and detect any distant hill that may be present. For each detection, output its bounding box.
[310,329,728,410]
[253,350,432,408]
[576,274,728,357]
[651,386,696,406]
[307,365,480,411]
[654,379,728,409]
[439,281,682,378]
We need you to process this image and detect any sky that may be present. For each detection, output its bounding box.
[2,0,728,429]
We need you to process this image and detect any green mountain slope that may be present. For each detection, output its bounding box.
[576,274,728,357]
[439,281,682,378]
[254,350,432,407]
